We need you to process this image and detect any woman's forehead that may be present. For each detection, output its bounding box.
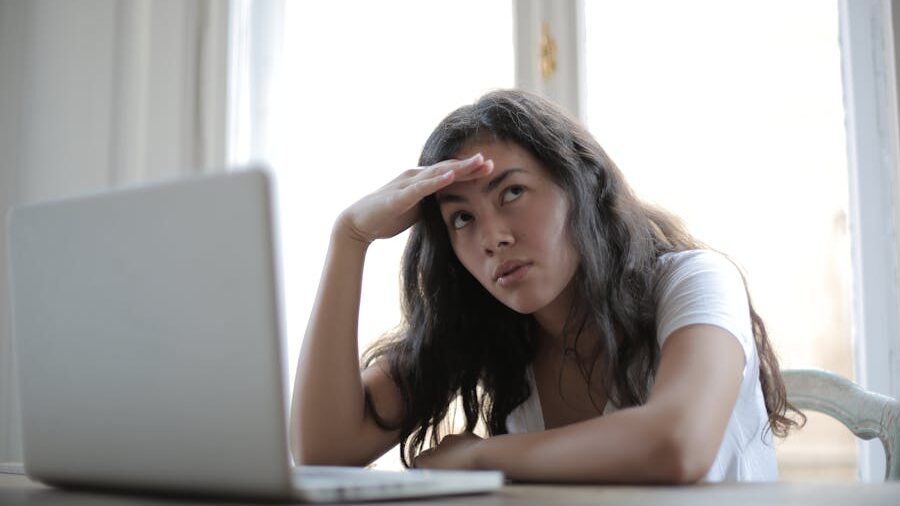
[455,139,528,161]
[455,140,553,179]
[438,145,556,201]
[439,167,530,198]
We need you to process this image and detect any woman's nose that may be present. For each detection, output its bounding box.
[480,214,515,255]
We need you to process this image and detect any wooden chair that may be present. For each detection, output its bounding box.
[783,368,900,481]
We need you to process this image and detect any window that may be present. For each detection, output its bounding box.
[583,0,855,480]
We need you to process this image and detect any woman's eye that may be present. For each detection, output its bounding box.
[502,185,525,204]
[451,212,473,230]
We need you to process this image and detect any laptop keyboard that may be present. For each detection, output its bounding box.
[292,465,434,486]
[288,465,506,502]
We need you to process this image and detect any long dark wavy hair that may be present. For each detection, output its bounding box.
[362,89,805,467]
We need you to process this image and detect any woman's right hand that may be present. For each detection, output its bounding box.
[337,153,494,245]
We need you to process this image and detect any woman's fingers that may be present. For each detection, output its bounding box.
[340,154,494,244]
[396,168,457,207]
[398,158,494,207]
[428,153,484,177]
[451,158,494,182]
[405,154,493,187]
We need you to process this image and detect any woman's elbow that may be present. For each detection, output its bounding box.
[666,453,709,485]
[289,414,328,465]
[659,431,713,485]
[291,440,344,466]
[289,422,306,465]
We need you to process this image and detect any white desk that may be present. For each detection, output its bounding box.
[3,473,900,505]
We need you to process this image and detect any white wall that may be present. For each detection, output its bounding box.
[1,0,126,463]
[0,0,227,463]
[0,0,25,464]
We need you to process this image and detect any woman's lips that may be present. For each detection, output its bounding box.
[496,263,532,288]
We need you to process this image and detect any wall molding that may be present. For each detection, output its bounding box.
[513,0,585,120]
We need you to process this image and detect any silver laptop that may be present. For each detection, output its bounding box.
[6,167,503,502]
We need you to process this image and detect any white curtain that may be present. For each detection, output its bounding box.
[0,0,229,463]
[227,0,285,166]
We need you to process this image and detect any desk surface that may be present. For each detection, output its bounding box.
[3,473,900,506]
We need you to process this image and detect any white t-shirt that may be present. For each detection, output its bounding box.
[505,250,778,482]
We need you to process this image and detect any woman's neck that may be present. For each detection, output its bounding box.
[532,280,597,358]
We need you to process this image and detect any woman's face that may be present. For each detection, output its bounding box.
[435,140,580,315]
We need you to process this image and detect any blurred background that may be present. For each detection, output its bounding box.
[2,0,899,482]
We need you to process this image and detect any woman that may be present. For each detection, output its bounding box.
[290,89,804,484]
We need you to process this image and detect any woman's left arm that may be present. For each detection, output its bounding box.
[415,323,745,484]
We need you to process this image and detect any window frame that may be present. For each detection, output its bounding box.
[837,0,900,481]
[513,0,586,119]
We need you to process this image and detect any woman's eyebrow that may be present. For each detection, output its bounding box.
[436,168,526,205]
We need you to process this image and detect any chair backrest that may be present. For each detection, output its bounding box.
[782,368,900,481]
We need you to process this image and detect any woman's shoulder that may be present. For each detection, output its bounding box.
[658,248,737,269]
[656,249,744,287]
[654,248,755,369]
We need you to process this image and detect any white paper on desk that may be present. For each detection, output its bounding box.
[0,463,25,475]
